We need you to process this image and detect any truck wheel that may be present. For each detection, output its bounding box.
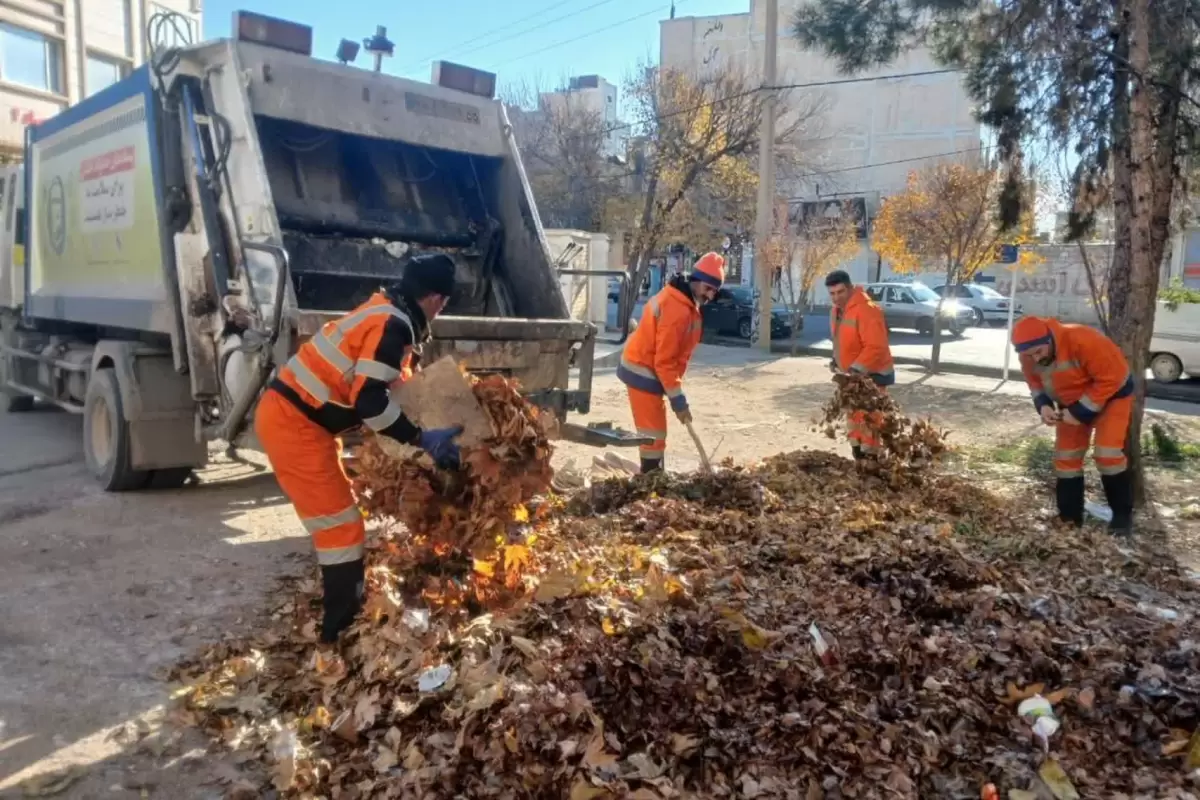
[738,318,752,339]
[84,368,149,491]
[1150,353,1184,383]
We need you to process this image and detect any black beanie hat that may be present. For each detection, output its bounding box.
[398,253,457,299]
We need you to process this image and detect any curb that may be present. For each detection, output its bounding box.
[593,341,1198,403]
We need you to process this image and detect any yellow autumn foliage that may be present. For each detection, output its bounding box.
[872,163,1042,284]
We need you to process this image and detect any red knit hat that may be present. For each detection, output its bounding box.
[691,252,726,289]
[1012,316,1053,353]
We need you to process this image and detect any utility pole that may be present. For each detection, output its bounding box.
[752,0,778,353]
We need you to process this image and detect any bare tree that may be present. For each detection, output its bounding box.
[767,201,860,353]
[503,78,622,232]
[610,63,828,321]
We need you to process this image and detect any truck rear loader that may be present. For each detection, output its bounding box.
[0,10,642,491]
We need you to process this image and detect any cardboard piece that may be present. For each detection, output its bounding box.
[390,356,494,448]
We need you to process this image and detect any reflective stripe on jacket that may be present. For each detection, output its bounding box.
[1020,318,1133,424]
[616,277,702,400]
[831,286,894,386]
[273,291,423,439]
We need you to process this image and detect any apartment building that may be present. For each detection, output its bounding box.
[660,0,984,299]
[0,0,202,158]
[540,74,626,159]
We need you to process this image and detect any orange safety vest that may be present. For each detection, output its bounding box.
[273,292,421,433]
[1020,318,1133,424]
[831,287,894,385]
[617,277,703,403]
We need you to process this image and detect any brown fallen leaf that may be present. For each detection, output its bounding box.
[1038,759,1080,800]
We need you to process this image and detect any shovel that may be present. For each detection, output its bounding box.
[684,420,713,474]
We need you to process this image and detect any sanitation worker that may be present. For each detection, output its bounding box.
[618,252,724,473]
[825,270,894,460]
[1012,315,1134,535]
[255,253,465,643]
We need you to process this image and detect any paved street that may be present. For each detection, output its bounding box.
[714,313,1200,404]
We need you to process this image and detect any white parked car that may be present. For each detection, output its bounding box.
[933,283,1023,327]
[1149,301,1200,383]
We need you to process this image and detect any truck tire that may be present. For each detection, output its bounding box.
[84,368,150,491]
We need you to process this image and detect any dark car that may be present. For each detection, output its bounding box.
[702,286,798,340]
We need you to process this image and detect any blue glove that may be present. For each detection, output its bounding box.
[418,425,464,469]
[668,393,689,413]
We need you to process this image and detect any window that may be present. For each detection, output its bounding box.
[865,286,884,302]
[149,4,200,49]
[84,53,129,97]
[86,53,128,97]
[0,24,63,94]
[909,284,940,303]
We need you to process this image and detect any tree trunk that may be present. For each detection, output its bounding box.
[928,263,955,373]
[1107,0,1157,506]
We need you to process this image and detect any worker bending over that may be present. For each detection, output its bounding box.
[618,252,724,473]
[256,253,465,643]
[1012,316,1135,536]
[825,270,894,459]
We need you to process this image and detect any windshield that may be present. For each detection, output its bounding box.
[976,285,1003,299]
[909,284,940,302]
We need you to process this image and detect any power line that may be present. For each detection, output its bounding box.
[495,2,679,67]
[402,0,630,75]
[399,0,579,73]
[596,67,963,136]
[604,144,990,184]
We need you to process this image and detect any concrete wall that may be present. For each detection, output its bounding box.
[659,0,983,204]
[0,0,201,157]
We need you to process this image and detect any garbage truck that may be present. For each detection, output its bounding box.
[0,9,641,491]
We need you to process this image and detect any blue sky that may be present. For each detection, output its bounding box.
[203,0,745,93]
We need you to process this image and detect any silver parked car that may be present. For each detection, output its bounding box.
[933,282,1023,327]
[863,281,974,337]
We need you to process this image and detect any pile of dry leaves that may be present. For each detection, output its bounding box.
[173,425,1200,799]
[349,372,554,566]
[821,372,948,472]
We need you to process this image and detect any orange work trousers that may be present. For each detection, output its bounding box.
[848,386,887,453]
[1054,394,1133,479]
[627,386,668,466]
[255,389,366,566]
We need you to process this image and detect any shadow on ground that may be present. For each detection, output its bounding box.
[0,456,306,799]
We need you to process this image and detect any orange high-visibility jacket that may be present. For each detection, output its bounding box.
[831,286,894,385]
[1020,318,1133,424]
[271,291,425,442]
[617,276,703,408]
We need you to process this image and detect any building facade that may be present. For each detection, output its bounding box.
[0,0,202,159]
[539,74,626,159]
[659,0,984,303]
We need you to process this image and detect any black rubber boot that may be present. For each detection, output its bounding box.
[1055,476,1085,526]
[1101,471,1135,537]
[851,445,864,461]
[640,457,664,475]
[319,558,365,643]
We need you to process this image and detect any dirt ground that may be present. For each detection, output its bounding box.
[1,349,1198,798]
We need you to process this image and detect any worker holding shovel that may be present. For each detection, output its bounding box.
[826,270,894,460]
[1012,316,1135,536]
[617,252,725,473]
